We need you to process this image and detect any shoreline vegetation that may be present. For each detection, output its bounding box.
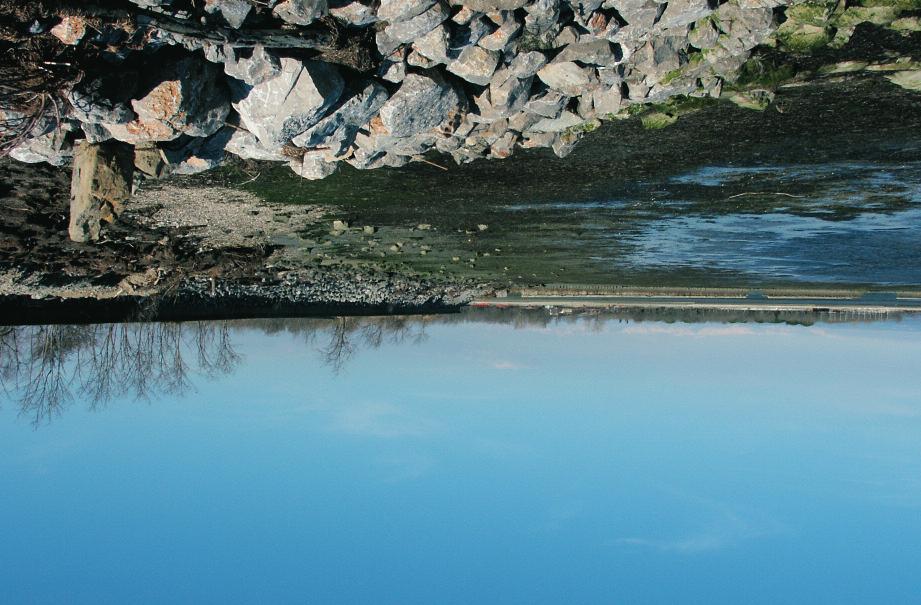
[3,285,920,326]
[2,1,921,321]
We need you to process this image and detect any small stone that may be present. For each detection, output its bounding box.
[378,0,435,22]
[204,0,252,29]
[508,51,548,79]
[273,0,329,25]
[478,13,522,52]
[384,2,450,44]
[537,62,593,96]
[50,16,87,45]
[530,110,583,132]
[447,46,501,86]
[329,0,378,25]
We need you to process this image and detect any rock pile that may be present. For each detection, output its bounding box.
[9,0,792,179]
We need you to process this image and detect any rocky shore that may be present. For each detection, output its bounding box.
[2,0,921,320]
[10,0,918,181]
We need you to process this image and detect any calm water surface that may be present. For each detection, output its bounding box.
[2,314,921,603]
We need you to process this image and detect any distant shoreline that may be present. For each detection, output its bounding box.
[5,284,921,326]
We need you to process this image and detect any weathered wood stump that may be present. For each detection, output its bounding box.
[68,142,134,243]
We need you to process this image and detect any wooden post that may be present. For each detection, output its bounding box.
[68,142,134,243]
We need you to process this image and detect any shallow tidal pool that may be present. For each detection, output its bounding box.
[2,313,921,603]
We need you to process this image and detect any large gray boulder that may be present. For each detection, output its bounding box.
[9,126,73,166]
[224,45,282,86]
[68,79,135,126]
[226,129,288,161]
[379,73,465,138]
[104,57,229,144]
[162,128,234,175]
[291,82,389,152]
[233,57,344,147]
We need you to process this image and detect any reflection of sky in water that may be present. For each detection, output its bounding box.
[625,208,921,284]
[668,162,898,187]
[3,317,921,603]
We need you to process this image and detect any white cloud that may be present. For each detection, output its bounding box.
[490,360,529,370]
[329,401,439,438]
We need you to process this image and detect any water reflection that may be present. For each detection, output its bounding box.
[1,307,911,425]
[0,323,239,425]
[2,312,921,603]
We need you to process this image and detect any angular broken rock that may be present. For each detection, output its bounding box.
[291,82,389,152]
[447,46,501,86]
[658,0,714,29]
[524,90,567,118]
[478,13,522,52]
[204,0,252,29]
[554,40,618,65]
[461,0,529,10]
[134,146,167,178]
[592,84,622,115]
[530,110,583,132]
[378,50,407,83]
[69,142,134,243]
[9,127,73,166]
[384,1,450,44]
[378,73,465,138]
[106,56,229,144]
[163,128,234,175]
[226,129,288,161]
[378,0,435,22]
[234,57,344,147]
[489,74,533,116]
[273,0,329,25]
[68,80,135,126]
[290,150,339,180]
[537,61,593,96]
[412,23,450,64]
[330,0,379,26]
[224,45,282,86]
[508,51,548,79]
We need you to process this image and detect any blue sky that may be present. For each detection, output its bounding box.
[2,316,921,604]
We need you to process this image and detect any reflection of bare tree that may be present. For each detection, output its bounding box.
[0,322,240,426]
[0,303,856,426]
[319,316,430,373]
